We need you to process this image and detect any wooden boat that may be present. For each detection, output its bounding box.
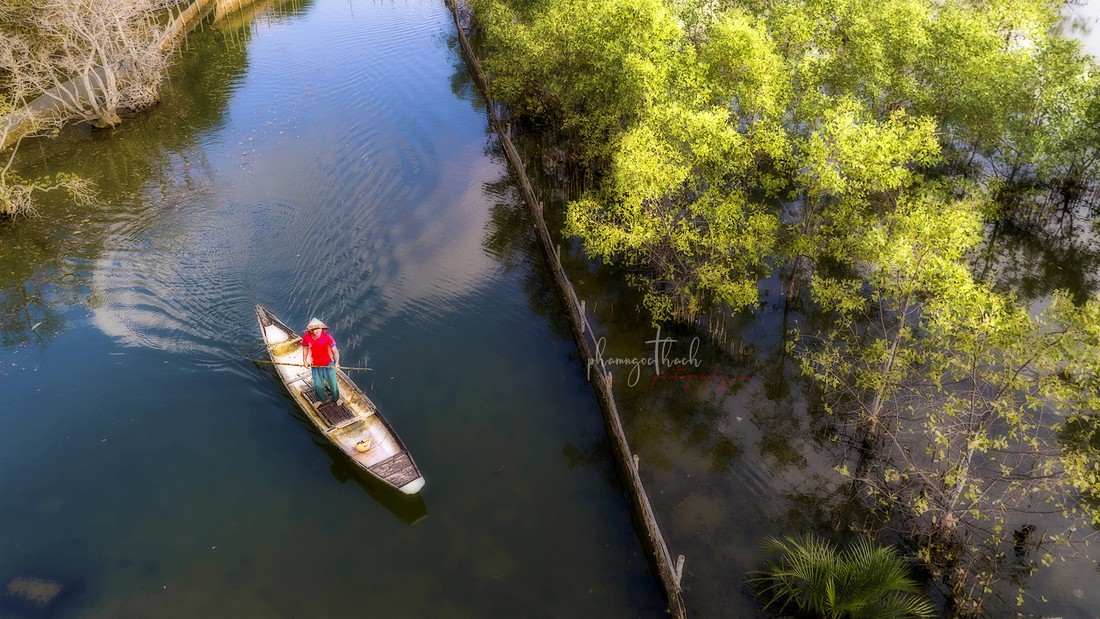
[255,304,425,494]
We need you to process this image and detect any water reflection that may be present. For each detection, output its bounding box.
[485,56,1100,610]
[480,173,574,336]
[976,206,1100,304]
[443,29,487,114]
[451,3,1100,617]
[1063,0,1100,59]
[0,16,253,352]
[212,0,312,33]
[0,222,74,349]
[478,124,862,614]
[81,0,507,363]
[4,2,668,617]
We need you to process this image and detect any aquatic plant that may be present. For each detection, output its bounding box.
[751,533,935,619]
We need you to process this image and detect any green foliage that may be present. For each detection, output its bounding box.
[468,0,683,162]
[751,533,935,619]
[1046,298,1100,525]
[1061,412,1100,524]
[797,182,985,421]
[565,100,778,321]
[464,0,1100,606]
[798,102,939,201]
[469,0,1099,322]
[795,208,1100,608]
[698,8,790,122]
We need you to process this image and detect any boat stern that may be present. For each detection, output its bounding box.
[398,476,426,495]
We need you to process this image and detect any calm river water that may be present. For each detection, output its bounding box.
[0,1,664,617]
[3,1,1099,618]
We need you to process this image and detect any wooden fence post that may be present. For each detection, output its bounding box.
[447,4,687,615]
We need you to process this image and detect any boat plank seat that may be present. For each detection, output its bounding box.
[373,453,420,487]
[303,387,356,428]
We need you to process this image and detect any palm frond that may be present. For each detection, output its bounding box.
[750,534,935,619]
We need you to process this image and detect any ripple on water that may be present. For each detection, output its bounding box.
[89,184,262,363]
[88,0,513,367]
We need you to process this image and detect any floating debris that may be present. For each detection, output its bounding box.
[2,575,66,614]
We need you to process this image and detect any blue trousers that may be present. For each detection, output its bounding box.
[311,364,340,402]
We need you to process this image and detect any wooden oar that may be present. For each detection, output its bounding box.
[252,359,373,371]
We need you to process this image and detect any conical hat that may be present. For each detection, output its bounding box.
[305,318,328,331]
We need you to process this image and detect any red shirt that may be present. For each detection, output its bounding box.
[302,331,336,366]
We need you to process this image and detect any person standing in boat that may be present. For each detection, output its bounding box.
[301,318,343,407]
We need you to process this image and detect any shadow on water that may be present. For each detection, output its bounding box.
[443,29,487,114]
[320,441,430,526]
[975,204,1100,304]
[251,361,430,526]
[480,174,575,341]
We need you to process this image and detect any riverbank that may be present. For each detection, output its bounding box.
[1,0,279,153]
